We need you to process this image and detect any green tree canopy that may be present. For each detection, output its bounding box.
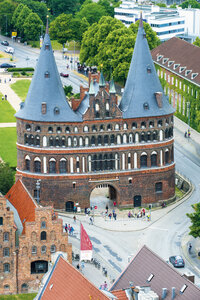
[98,0,114,17]
[193,36,200,47]
[49,13,73,45]
[18,0,48,24]
[156,2,167,7]
[24,12,43,41]
[187,203,200,238]
[170,4,177,8]
[16,5,32,37]
[76,2,107,25]
[70,16,90,42]
[0,0,17,36]
[12,3,24,27]
[46,0,80,16]
[0,162,14,195]
[180,0,200,8]
[129,20,161,50]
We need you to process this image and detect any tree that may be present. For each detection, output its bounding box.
[24,12,43,41]
[0,162,14,195]
[76,2,107,25]
[193,36,200,47]
[49,13,73,45]
[12,3,24,27]
[80,16,124,66]
[187,203,200,238]
[129,20,161,50]
[18,0,48,24]
[16,5,32,37]
[70,17,89,42]
[170,4,177,8]
[180,0,200,8]
[98,0,114,17]
[156,2,167,7]
[0,0,17,36]
[46,0,80,17]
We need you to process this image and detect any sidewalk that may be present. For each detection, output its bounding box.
[0,76,22,112]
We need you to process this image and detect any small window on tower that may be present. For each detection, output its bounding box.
[143,102,149,110]
[44,71,50,78]
[41,102,47,114]
[54,107,60,115]
[147,66,151,73]
[45,44,50,50]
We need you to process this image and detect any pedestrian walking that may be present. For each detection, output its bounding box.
[112,209,115,218]
[108,213,112,220]
[113,212,117,220]
[104,281,108,290]
[70,226,74,236]
[89,216,93,225]
[64,223,68,233]
[81,261,85,272]
[188,242,192,253]
[113,201,116,207]
[73,215,76,223]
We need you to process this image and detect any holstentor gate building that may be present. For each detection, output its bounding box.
[15,19,175,210]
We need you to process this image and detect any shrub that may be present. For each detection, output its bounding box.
[0,162,15,195]
[21,71,27,76]
[8,67,34,72]
[13,72,20,76]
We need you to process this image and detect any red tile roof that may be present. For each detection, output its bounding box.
[151,37,200,86]
[6,180,37,233]
[38,255,110,300]
[112,290,128,299]
[110,245,200,300]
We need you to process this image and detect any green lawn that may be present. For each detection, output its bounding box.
[0,92,16,122]
[0,293,37,299]
[10,80,31,102]
[0,128,17,167]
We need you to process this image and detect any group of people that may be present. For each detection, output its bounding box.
[105,206,117,221]
[184,129,191,138]
[64,223,74,235]
[100,281,108,290]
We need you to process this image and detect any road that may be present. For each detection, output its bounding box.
[0,37,88,94]
[1,38,200,285]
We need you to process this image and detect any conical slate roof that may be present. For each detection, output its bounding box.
[119,17,174,119]
[15,30,81,122]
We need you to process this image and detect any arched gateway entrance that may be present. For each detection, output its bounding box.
[90,184,117,210]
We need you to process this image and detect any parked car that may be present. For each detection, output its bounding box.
[1,41,9,46]
[60,72,69,77]
[5,47,14,54]
[169,255,185,268]
[0,63,16,68]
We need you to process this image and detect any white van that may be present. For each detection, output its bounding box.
[5,47,14,54]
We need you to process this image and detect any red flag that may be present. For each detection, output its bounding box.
[80,223,92,251]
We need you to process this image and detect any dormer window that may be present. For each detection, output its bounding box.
[44,71,50,78]
[41,102,46,114]
[66,127,70,133]
[173,64,180,70]
[162,58,169,64]
[147,65,151,73]
[57,127,62,133]
[157,55,163,61]
[26,124,31,131]
[143,102,149,110]
[54,107,60,115]
[185,70,192,76]
[48,127,53,133]
[45,44,50,50]
[191,73,198,79]
[179,66,186,73]
[35,126,41,133]
[168,61,174,67]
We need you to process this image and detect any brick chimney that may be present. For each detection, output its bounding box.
[155,92,163,108]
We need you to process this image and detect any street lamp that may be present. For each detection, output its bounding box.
[36,179,41,204]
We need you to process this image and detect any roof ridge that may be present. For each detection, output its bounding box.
[18,179,38,207]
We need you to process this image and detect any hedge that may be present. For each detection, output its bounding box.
[8,67,34,72]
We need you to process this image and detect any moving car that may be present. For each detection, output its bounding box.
[0,63,16,68]
[60,72,69,77]
[1,41,9,46]
[169,255,185,268]
[5,47,14,54]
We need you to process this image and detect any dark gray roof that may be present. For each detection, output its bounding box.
[110,245,200,300]
[76,81,99,115]
[15,33,82,122]
[119,20,174,119]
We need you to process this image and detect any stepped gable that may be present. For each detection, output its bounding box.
[110,245,200,300]
[15,25,82,123]
[151,37,200,86]
[37,254,110,300]
[119,15,174,118]
[6,180,37,234]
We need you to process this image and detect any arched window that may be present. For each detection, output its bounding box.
[66,126,70,133]
[129,133,133,143]
[0,217,3,225]
[25,155,30,171]
[55,137,60,147]
[67,137,72,147]
[34,158,41,173]
[32,246,37,254]
[158,120,163,127]
[100,125,104,131]
[107,124,112,131]
[79,137,83,146]
[61,136,66,147]
[165,118,169,126]
[51,245,56,253]
[85,137,89,146]
[149,121,154,128]
[35,126,41,132]
[140,153,147,167]
[83,126,89,132]
[141,132,145,142]
[40,231,46,241]
[115,124,120,130]
[111,134,115,144]
[147,132,151,142]
[95,102,100,118]
[26,124,31,131]
[3,248,9,257]
[91,136,96,145]
[41,245,46,254]
[98,135,102,145]
[3,263,10,273]
[73,137,78,147]
[117,135,121,144]
[132,122,137,129]
[155,182,162,193]
[104,135,109,145]
[48,127,53,133]
[21,283,28,293]
[123,123,128,130]
[49,136,54,146]
[35,135,40,147]
[4,285,10,291]
[30,135,34,145]
[41,220,46,229]
[49,158,56,173]
[141,121,146,129]
[92,125,97,132]
[74,126,78,133]
[153,131,157,141]
[123,134,127,144]
[105,101,110,117]
[57,126,62,133]
[165,149,169,164]
[24,134,29,144]
[165,129,169,139]
[151,152,157,166]
[59,159,67,173]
